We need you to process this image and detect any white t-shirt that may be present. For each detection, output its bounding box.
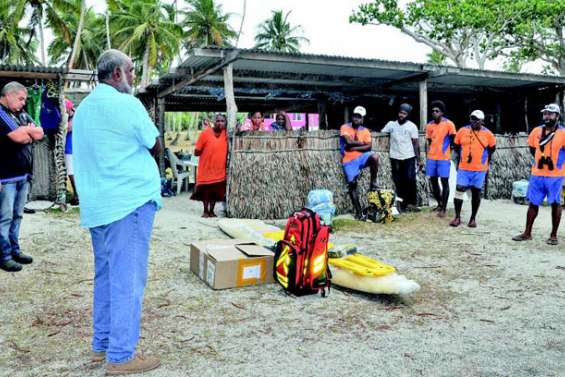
[381,120,419,160]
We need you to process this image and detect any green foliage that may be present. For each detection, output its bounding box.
[182,0,237,49]
[0,2,38,64]
[254,10,309,53]
[109,0,184,86]
[47,0,105,69]
[503,0,565,75]
[426,50,446,65]
[350,0,515,69]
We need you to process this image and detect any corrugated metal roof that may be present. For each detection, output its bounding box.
[146,47,565,96]
[0,65,65,74]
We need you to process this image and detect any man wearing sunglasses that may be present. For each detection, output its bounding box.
[513,104,565,245]
[450,110,496,227]
[425,100,456,217]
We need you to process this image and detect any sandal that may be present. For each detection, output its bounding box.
[546,238,559,246]
[512,233,532,241]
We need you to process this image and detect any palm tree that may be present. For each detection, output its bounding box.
[14,0,74,66]
[183,0,237,49]
[109,0,184,87]
[254,10,309,53]
[0,3,39,64]
[48,0,105,69]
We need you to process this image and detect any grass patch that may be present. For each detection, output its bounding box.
[45,206,80,218]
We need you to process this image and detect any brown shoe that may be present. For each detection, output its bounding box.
[106,355,161,375]
[92,351,106,362]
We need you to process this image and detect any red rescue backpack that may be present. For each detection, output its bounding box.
[273,208,331,296]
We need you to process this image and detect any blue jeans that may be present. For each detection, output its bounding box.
[0,180,29,262]
[89,201,157,363]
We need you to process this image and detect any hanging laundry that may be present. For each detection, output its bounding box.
[40,89,61,136]
[26,84,43,126]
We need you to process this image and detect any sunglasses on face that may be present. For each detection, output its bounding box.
[431,109,441,113]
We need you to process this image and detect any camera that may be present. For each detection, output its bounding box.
[538,156,554,170]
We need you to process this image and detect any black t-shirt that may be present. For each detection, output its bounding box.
[0,104,33,182]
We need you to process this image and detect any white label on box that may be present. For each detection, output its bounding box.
[199,252,205,279]
[242,264,262,280]
[206,260,216,286]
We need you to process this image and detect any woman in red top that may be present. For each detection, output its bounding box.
[191,113,228,217]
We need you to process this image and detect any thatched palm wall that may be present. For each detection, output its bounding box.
[226,131,531,219]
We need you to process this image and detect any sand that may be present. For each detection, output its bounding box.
[0,194,564,377]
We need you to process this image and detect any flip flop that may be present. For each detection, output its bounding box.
[546,238,559,246]
[512,234,532,241]
[449,218,461,227]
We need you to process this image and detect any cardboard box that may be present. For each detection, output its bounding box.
[190,239,275,289]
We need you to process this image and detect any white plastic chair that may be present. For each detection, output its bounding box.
[166,149,190,195]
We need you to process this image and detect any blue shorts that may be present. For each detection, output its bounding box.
[526,175,564,206]
[426,159,451,178]
[343,152,373,183]
[456,169,487,189]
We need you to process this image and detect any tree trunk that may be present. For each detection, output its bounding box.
[39,22,46,66]
[105,10,111,49]
[141,46,150,88]
[186,112,199,140]
[236,0,247,47]
[68,0,86,70]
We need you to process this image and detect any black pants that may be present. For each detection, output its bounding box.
[390,157,417,207]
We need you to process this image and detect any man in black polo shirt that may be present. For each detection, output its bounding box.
[0,81,44,272]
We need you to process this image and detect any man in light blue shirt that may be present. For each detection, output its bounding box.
[73,49,161,375]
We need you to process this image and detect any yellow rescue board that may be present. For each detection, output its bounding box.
[328,253,395,277]
[329,254,420,295]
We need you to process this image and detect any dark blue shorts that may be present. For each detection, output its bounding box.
[426,159,451,178]
[526,175,564,206]
[456,169,487,189]
[343,152,373,183]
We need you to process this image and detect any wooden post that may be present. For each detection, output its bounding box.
[419,79,428,131]
[317,99,327,130]
[223,63,238,130]
[343,105,349,124]
[156,97,166,175]
[223,63,238,217]
[54,76,69,209]
[524,96,529,133]
[495,103,502,134]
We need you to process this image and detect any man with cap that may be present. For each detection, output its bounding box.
[425,100,456,217]
[450,110,496,227]
[513,103,565,245]
[340,106,379,220]
[381,103,421,212]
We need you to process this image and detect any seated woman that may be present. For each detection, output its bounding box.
[271,111,293,131]
[239,111,266,132]
[191,113,228,217]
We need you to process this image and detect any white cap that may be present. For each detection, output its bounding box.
[541,103,561,114]
[470,110,485,120]
[353,106,367,117]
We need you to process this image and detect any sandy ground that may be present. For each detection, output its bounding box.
[1,194,565,377]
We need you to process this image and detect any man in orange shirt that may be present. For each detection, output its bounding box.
[513,104,565,245]
[425,100,456,217]
[340,106,379,220]
[449,110,496,228]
